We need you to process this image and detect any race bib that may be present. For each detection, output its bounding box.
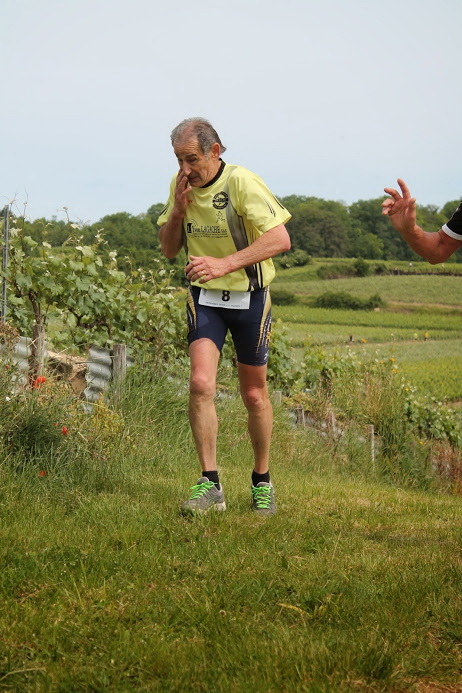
[199,289,251,310]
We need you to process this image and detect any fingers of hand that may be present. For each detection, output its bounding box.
[397,178,411,198]
[185,264,208,281]
[381,199,393,215]
[384,187,401,201]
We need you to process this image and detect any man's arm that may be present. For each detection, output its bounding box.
[159,171,191,259]
[185,224,291,284]
[382,178,462,264]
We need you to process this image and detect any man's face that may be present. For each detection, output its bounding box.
[174,137,220,187]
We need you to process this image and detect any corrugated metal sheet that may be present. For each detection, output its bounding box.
[84,345,134,404]
[84,346,112,403]
[0,335,39,386]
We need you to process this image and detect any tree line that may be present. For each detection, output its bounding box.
[13,194,462,271]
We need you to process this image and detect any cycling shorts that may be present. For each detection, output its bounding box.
[186,285,272,367]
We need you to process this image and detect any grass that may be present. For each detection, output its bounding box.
[2,265,462,691]
[274,269,462,306]
[1,372,462,692]
[272,305,462,335]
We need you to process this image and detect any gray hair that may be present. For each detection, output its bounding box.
[170,117,227,155]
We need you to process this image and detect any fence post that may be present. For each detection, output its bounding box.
[1,205,9,322]
[29,323,46,382]
[295,404,305,426]
[368,424,376,468]
[113,343,127,396]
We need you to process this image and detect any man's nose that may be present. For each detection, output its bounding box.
[181,162,191,175]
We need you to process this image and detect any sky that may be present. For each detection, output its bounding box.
[2,0,461,224]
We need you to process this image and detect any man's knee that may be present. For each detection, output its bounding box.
[190,371,216,399]
[241,385,269,411]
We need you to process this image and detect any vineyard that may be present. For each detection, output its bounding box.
[272,261,462,405]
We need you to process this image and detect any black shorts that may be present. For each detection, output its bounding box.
[186,285,272,366]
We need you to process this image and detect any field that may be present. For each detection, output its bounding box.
[272,262,462,402]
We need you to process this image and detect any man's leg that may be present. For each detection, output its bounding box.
[189,338,221,471]
[238,362,276,515]
[237,363,273,473]
[180,338,226,516]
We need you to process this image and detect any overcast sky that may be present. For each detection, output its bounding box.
[2,0,461,223]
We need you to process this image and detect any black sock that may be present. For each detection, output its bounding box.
[252,470,270,487]
[203,470,220,489]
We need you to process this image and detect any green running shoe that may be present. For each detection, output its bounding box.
[180,477,226,516]
[251,482,276,515]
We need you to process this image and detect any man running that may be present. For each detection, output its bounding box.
[382,178,462,262]
[158,117,291,516]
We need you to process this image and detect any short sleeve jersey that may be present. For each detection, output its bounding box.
[157,162,291,292]
[442,203,462,240]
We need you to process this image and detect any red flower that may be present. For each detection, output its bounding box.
[33,376,47,389]
[39,470,47,477]
[61,425,68,435]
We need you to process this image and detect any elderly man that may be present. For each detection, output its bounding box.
[382,178,462,263]
[158,117,291,516]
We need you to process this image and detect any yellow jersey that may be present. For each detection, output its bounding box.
[157,162,291,291]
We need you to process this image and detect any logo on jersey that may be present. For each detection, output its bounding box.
[212,191,229,210]
[185,218,227,238]
[186,220,198,234]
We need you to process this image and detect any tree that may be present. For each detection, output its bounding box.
[285,199,350,257]
[350,231,384,259]
[349,198,414,260]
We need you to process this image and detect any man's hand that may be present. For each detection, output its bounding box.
[173,170,192,216]
[159,170,191,259]
[185,256,231,284]
[382,178,417,234]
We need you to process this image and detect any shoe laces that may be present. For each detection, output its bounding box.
[252,485,272,508]
[188,481,215,499]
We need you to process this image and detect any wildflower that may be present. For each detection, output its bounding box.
[39,470,47,477]
[61,425,68,435]
[390,357,395,363]
[361,339,367,344]
[33,376,47,389]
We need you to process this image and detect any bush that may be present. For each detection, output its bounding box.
[289,347,458,487]
[270,288,298,305]
[354,258,370,277]
[278,250,311,269]
[314,291,384,310]
[316,263,357,280]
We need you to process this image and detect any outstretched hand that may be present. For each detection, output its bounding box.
[382,178,417,233]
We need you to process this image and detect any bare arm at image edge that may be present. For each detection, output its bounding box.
[382,178,462,264]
